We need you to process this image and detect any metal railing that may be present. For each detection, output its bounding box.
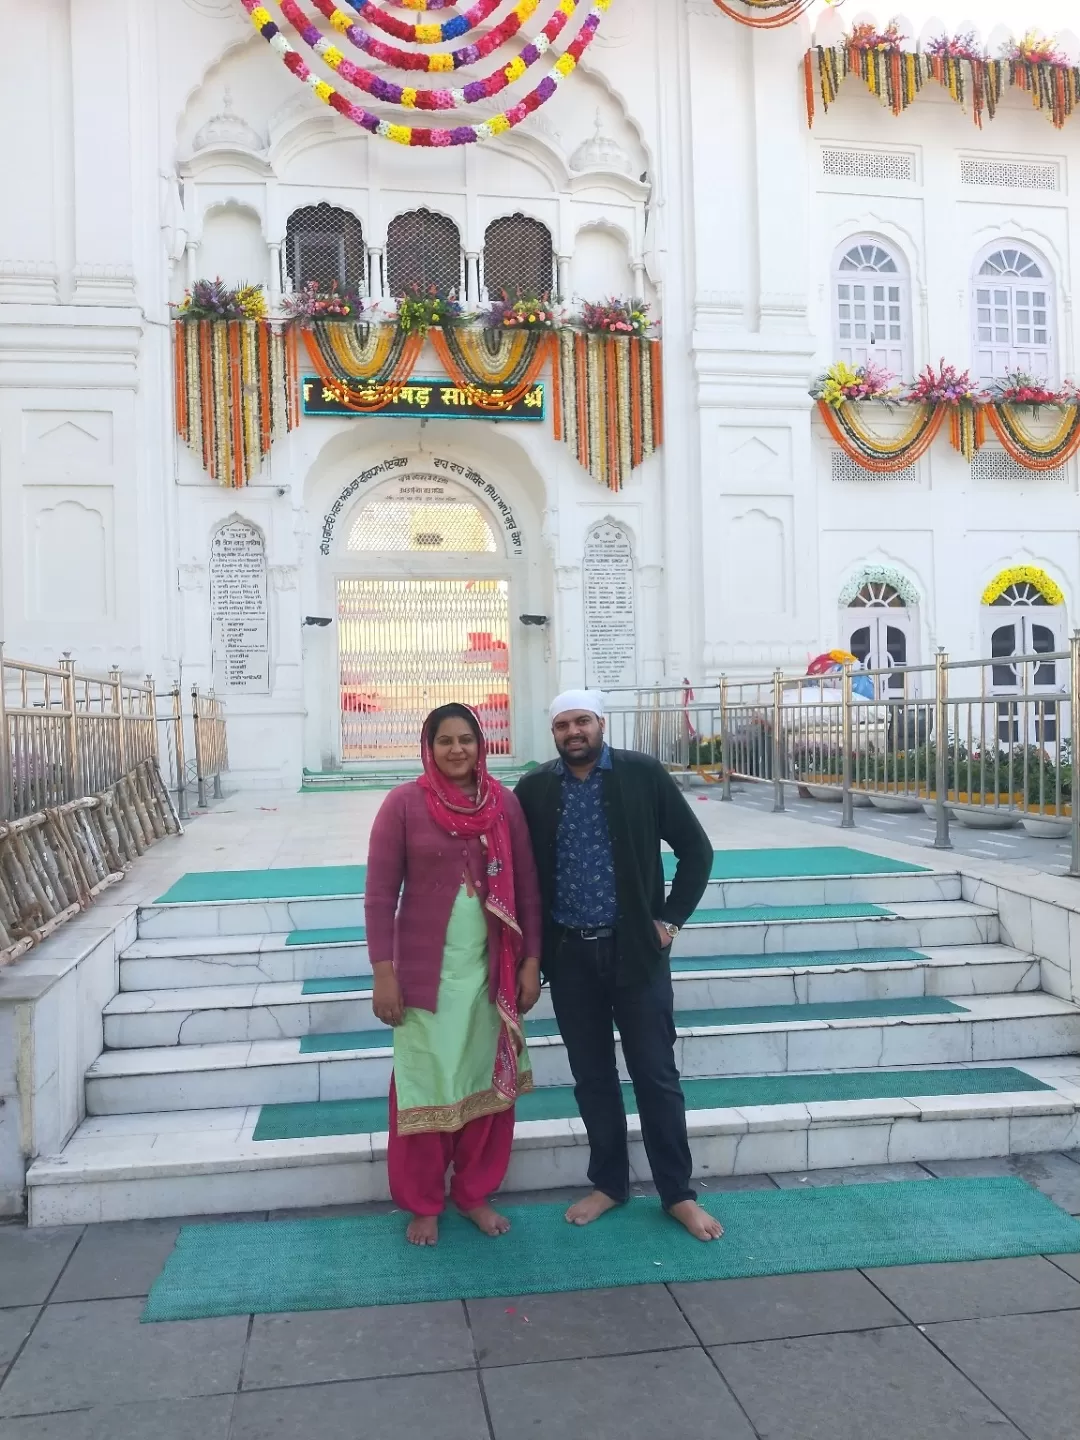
[0,647,229,823]
[604,637,1080,876]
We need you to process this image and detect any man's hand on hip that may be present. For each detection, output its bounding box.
[654,920,675,950]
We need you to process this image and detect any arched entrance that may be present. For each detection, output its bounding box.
[980,567,1067,744]
[330,470,523,761]
[839,567,920,697]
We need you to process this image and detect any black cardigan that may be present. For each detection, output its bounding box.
[514,748,714,986]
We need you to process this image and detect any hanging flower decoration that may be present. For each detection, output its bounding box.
[486,295,558,330]
[580,297,651,338]
[711,0,838,31]
[981,566,1064,606]
[812,358,1080,471]
[806,25,1080,129]
[240,0,611,147]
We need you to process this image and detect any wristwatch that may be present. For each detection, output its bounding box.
[662,922,680,940]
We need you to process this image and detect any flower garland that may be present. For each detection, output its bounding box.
[713,0,820,29]
[173,319,298,486]
[554,332,661,491]
[839,565,920,606]
[813,360,1080,471]
[982,566,1064,605]
[284,0,575,107]
[241,0,610,146]
[805,30,1080,130]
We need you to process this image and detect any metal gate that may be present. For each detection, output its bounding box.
[338,578,512,760]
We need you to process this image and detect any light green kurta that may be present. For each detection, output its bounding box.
[393,886,532,1134]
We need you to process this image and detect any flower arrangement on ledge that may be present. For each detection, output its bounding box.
[812,359,1080,473]
[395,285,464,337]
[805,23,1080,129]
[485,294,558,331]
[580,298,652,338]
[173,278,266,321]
[280,280,365,321]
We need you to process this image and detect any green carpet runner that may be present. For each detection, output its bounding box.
[252,1065,1051,1142]
[142,1178,1080,1320]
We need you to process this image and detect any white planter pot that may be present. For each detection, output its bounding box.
[922,800,954,820]
[806,784,843,802]
[868,795,923,814]
[953,808,1019,830]
[1020,816,1071,839]
[852,793,872,808]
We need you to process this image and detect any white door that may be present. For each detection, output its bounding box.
[982,607,1065,746]
[844,604,916,699]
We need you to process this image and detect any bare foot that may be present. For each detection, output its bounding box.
[406,1214,439,1246]
[667,1199,724,1241]
[565,1190,621,1226]
[459,1203,511,1237]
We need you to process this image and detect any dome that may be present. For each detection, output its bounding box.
[570,112,631,176]
[193,90,265,154]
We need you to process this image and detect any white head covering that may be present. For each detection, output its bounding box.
[549,689,605,724]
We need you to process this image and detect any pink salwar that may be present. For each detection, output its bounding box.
[387,1077,516,1216]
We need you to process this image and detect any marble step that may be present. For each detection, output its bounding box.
[102,944,1042,1050]
[28,1059,1080,1225]
[118,902,999,991]
[83,992,1080,1115]
[133,870,963,942]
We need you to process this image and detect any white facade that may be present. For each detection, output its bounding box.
[4,0,1080,783]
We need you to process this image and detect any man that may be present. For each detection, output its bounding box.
[515,689,722,1242]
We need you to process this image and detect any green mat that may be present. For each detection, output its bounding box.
[142,1177,1080,1320]
[690,903,891,925]
[155,866,366,905]
[297,949,933,996]
[252,1065,1051,1141]
[286,926,366,948]
[664,847,927,881]
[671,947,927,972]
[296,996,967,1056]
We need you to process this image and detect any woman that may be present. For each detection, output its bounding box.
[365,703,542,1246]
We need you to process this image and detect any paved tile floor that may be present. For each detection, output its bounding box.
[3,1155,1080,1438]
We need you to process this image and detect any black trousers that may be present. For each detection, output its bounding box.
[548,933,695,1209]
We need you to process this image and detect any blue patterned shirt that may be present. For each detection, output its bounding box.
[553,745,617,928]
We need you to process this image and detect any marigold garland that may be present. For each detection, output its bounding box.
[241,0,610,146]
[553,334,662,490]
[817,400,946,472]
[982,566,1064,605]
[429,328,553,407]
[173,319,297,486]
[984,402,1080,470]
[806,43,1080,129]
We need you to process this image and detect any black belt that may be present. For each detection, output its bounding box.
[559,925,614,941]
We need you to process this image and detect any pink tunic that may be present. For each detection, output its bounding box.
[364,781,542,1013]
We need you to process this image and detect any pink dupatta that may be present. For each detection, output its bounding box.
[417,710,526,1107]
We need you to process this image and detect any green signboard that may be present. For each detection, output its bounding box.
[301,376,545,421]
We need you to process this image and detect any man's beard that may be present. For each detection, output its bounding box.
[555,734,604,767]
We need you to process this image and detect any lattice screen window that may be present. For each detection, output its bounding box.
[347,499,498,553]
[385,209,462,297]
[822,147,915,182]
[830,452,919,484]
[961,158,1060,191]
[284,204,365,293]
[972,450,1066,483]
[483,214,554,299]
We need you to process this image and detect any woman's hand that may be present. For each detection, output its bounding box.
[517,957,542,1015]
[371,963,405,1027]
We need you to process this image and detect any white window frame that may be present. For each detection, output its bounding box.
[971,244,1056,385]
[832,236,912,377]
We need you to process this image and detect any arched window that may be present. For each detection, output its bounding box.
[347,497,497,554]
[483,214,554,299]
[833,238,910,377]
[973,247,1054,383]
[385,209,462,297]
[284,204,365,293]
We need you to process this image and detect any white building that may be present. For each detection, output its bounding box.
[4,0,1080,785]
